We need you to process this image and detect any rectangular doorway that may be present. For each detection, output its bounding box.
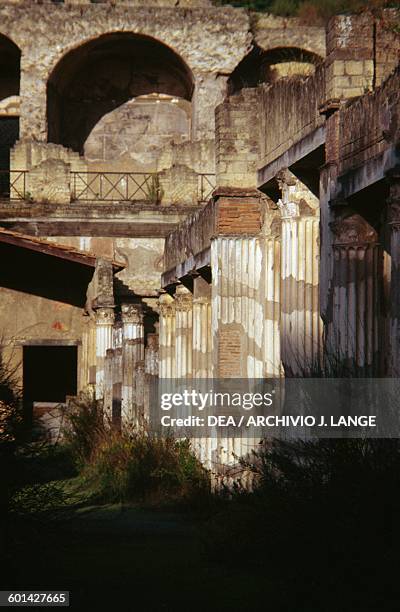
[23,345,78,408]
[0,116,19,196]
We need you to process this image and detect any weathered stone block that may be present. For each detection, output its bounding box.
[345,60,364,76]
[27,159,71,205]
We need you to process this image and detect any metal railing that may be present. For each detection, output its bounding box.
[71,171,159,203]
[0,170,27,200]
[0,170,216,204]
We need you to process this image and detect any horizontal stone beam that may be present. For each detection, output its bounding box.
[257,125,325,189]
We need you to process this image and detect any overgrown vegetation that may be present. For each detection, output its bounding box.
[64,394,210,506]
[214,0,399,21]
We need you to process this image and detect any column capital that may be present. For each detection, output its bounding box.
[95,306,115,325]
[121,303,143,325]
[330,212,378,246]
[174,284,193,312]
[158,292,175,315]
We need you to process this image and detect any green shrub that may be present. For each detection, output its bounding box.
[83,429,210,504]
[63,392,105,468]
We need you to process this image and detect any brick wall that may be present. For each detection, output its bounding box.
[216,194,262,235]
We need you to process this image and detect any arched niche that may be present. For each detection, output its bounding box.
[47,32,194,154]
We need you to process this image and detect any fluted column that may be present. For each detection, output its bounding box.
[175,285,193,379]
[145,333,159,376]
[95,306,114,399]
[121,303,144,359]
[80,316,90,391]
[277,170,321,376]
[389,197,400,375]
[261,205,281,377]
[122,339,136,424]
[192,276,212,378]
[104,348,114,421]
[158,293,176,378]
[329,211,382,375]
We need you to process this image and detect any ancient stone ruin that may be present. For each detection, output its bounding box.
[1,0,400,479]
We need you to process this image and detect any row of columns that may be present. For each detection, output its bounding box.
[158,277,213,379]
[159,174,322,380]
[80,303,159,426]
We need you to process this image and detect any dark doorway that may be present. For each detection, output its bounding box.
[0,117,19,197]
[23,345,78,406]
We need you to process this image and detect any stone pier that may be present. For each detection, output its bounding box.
[95,306,115,399]
[158,293,176,379]
[329,210,382,375]
[174,284,193,379]
[277,171,321,376]
[192,276,212,378]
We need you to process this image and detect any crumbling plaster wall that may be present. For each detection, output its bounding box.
[0,286,84,385]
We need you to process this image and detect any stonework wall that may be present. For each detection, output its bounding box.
[252,12,325,58]
[84,96,191,170]
[336,65,400,178]
[0,2,252,141]
[215,89,261,189]
[325,11,400,101]
[259,64,325,168]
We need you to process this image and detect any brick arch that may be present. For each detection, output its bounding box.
[46,32,194,153]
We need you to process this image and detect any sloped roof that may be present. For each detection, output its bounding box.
[0,227,125,271]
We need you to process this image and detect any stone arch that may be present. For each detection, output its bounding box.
[0,33,21,103]
[228,45,322,94]
[47,32,194,153]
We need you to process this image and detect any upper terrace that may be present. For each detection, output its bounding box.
[256,11,400,200]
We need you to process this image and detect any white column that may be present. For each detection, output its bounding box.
[192,276,212,378]
[121,304,144,353]
[277,171,321,376]
[158,293,176,378]
[174,285,193,379]
[95,306,114,399]
[329,211,382,375]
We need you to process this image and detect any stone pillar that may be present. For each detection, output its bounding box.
[192,276,212,378]
[112,347,123,428]
[104,348,114,422]
[80,316,90,391]
[329,210,382,375]
[277,170,321,376]
[388,193,400,375]
[95,306,115,399]
[122,339,136,425]
[80,315,97,389]
[121,304,144,353]
[134,362,146,427]
[145,333,159,376]
[261,204,281,377]
[158,293,176,378]
[174,285,193,379]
